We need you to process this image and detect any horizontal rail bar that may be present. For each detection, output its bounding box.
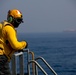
[14,52,23,56]
[23,49,30,52]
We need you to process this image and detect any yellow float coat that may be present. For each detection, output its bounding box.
[0,21,27,61]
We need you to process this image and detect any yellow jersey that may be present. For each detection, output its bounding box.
[0,21,27,61]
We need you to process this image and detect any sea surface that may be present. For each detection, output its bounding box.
[11,32,76,75]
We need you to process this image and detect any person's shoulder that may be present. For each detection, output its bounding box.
[4,25,12,28]
[3,24,15,32]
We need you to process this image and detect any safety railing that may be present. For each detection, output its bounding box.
[35,57,58,75]
[11,49,35,75]
[11,52,24,75]
[28,60,48,75]
[11,49,58,75]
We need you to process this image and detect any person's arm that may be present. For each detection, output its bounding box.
[3,25,27,50]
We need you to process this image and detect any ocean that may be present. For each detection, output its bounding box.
[13,32,76,75]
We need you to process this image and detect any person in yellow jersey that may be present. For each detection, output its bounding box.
[0,9,28,75]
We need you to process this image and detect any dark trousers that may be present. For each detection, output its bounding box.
[0,55,11,75]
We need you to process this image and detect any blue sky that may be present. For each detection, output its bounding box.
[0,0,76,33]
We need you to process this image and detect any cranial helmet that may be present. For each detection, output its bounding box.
[7,9,23,28]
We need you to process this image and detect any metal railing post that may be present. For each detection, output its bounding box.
[29,51,35,75]
[23,49,30,74]
[35,64,38,75]
[11,55,17,75]
[23,49,35,75]
[19,52,24,75]
[28,60,48,75]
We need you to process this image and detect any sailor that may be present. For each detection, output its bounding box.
[0,9,28,75]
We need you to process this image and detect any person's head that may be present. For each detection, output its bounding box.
[7,9,23,28]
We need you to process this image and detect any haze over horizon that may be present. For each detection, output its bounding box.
[0,0,76,33]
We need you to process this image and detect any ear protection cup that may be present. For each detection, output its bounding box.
[7,16,13,22]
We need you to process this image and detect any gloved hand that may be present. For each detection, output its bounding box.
[25,41,28,48]
[18,41,28,52]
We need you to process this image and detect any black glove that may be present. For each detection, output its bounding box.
[25,41,28,48]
